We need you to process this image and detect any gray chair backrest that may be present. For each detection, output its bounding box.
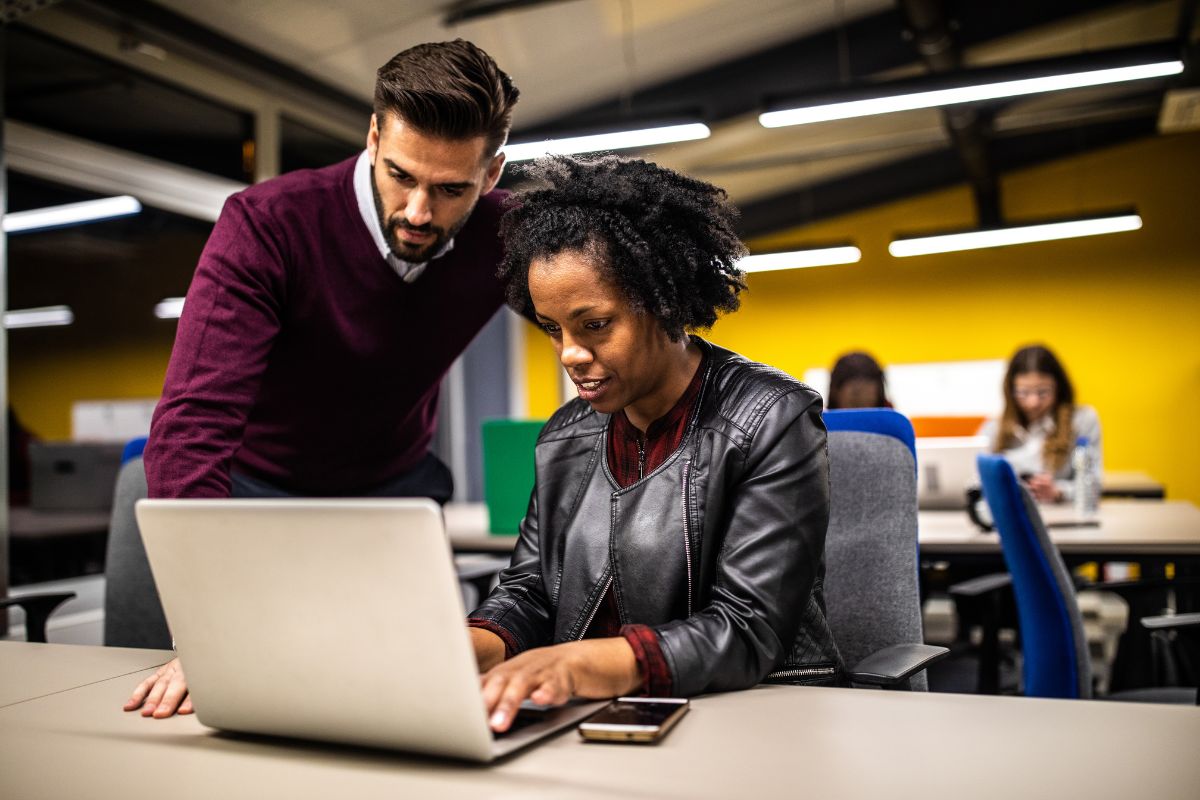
[103,457,171,649]
[823,430,926,690]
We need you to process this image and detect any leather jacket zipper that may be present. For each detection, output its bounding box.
[576,573,615,640]
[681,459,693,616]
[766,665,838,679]
[636,435,645,481]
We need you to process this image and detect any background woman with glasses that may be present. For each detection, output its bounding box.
[979,344,1102,503]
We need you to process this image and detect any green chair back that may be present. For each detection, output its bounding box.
[481,419,545,534]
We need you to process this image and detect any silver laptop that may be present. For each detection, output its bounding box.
[135,498,603,761]
[915,436,988,510]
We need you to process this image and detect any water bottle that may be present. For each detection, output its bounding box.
[1072,436,1099,518]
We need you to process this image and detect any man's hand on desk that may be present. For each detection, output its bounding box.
[124,657,192,718]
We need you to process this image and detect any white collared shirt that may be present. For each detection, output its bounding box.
[978,405,1102,500]
[353,150,454,283]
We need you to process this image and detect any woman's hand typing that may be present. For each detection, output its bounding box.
[479,638,640,733]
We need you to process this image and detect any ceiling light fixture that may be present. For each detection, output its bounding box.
[760,59,1183,128]
[738,246,862,273]
[5,305,75,329]
[503,123,711,162]
[889,212,1142,257]
[3,195,143,234]
[155,297,186,320]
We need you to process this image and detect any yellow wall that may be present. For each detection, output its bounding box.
[523,131,1200,503]
[10,341,172,440]
[523,320,563,419]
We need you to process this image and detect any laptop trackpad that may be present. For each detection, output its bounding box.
[491,699,606,757]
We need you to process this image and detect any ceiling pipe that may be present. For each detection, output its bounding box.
[1179,0,1198,44]
[444,0,579,26]
[898,0,1002,227]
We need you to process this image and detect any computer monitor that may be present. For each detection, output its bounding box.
[29,441,125,511]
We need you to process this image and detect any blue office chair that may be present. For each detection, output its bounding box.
[823,408,915,465]
[121,436,148,465]
[977,454,1088,697]
[977,454,1198,702]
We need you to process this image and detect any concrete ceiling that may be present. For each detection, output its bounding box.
[3,0,1194,360]
[146,0,893,127]
[137,0,1194,235]
[11,0,1197,237]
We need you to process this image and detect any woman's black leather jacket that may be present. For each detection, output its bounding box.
[471,339,844,695]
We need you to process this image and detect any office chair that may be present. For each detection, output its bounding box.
[1,591,76,642]
[103,453,498,647]
[823,408,915,464]
[104,456,172,649]
[826,408,1015,693]
[121,436,148,465]
[976,454,1198,703]
[823,409,947,689]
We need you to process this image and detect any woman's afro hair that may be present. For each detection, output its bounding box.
[499,155,747,340]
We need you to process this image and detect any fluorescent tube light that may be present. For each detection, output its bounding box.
[889,214,1142,257]
[760,60,1183,128]
[738,246,862,273]
[5,305,74,329]
[3,195,142,233]
[155,297,186,319]
[503,123,711,162]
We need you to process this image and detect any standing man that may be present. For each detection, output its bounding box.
[126,40,518,719]
[145,39,519,504]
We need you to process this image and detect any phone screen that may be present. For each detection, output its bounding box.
[587,701,685,726]
[578,698,689,743]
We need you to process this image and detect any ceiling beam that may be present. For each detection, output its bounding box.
[899,0,1001,227]
[443,0,581,26]
[736,113,1156,240]
[512,0,1135,138]
[71,0,370,118]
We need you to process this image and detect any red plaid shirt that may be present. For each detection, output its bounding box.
[586,354,706,695]
[472,354,706,697]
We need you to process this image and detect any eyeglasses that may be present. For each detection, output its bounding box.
[1013,388,1054,400]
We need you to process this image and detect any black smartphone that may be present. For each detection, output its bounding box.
[577,697,690,744]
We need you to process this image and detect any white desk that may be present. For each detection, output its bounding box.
[445,502,517,552]
[448,500,1200,561]
[1102,470,1165,499]
[0,644,1197,799]
[919,500,1200,559]
[0,641,169,708]
[8,507,113,540]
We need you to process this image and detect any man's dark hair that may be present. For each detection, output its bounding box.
[374,39,519,158]
[500,155,747,340]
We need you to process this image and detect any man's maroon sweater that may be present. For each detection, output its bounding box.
[145,155,507,497]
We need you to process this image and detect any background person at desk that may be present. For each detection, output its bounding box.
[979,344,1102,503]
[126,40,519,719]
[826,351,891,409]
[468,155,843,733]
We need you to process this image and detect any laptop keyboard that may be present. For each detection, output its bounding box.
[494,706,553,738]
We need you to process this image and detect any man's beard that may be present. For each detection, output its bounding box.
[371,168,473,263]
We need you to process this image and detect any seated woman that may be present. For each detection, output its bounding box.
[826,351,891,409]
[469,155,843,733]
[123,156,842,725]
[978,344,1101,503]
